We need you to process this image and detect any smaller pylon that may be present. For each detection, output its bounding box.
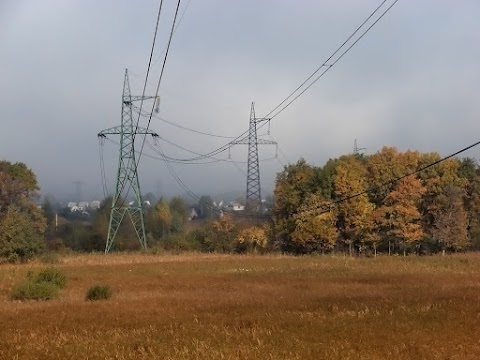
[353,138,366,155]
[232,103,277,213]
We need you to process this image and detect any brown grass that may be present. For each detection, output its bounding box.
[1,253,480,359]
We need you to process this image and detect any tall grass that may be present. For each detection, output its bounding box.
[1,253,480,359]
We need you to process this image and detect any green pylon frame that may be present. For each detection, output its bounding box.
[98,69,158,253]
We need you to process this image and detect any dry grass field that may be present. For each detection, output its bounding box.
[1,253,480,359]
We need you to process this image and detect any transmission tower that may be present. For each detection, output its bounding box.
[232,103,277,213]
[98,69,159,253]
[353,138,366,155]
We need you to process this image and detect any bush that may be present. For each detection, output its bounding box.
[86,284,112,301]
[11,281,59,301]
[33,267,67,288]
[10,267,67,301]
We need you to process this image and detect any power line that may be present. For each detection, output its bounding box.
[133,0,165,137]
[149,136,269,218]
[102,136,278,165]
[152,0,192,67]
[264,0,399,120]
[121,0,182,209]
[146,136,278,164]
[132,104,237,139]
[294,139,480,217]
[184,0,400,168]
[136,0,183,165]
[113,0,165,210]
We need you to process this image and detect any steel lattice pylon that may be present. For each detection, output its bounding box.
[98,69,158,253]
[232,103,277,213]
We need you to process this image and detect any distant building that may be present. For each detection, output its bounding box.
[226,202,245,212]
[78,201,89,211]
[90,200,101,210]
[67,202,77,209]
[189,208,198,221]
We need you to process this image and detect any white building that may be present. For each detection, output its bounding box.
[227,202,245,211]
[78,201,89,211]
[90,200,101,210]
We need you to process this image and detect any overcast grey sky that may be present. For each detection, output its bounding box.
[1,0,479,202]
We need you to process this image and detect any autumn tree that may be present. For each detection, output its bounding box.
[273,159,318,252]
[432,185,470,252]
[333,155,373,255]
[418,155,464,231]
[273,149,480,255]
[291,193,338,253]
[235,225,268,253]
[210,215,237,253]
[383,176,425,255]
[155,199,172,237]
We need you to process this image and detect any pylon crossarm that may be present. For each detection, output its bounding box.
[128,95,158,103]
[98,126,158,137]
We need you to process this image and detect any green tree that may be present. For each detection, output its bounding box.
[169,196,187,233]
[0,161,46,261]
[0,207,44,262]
[198,196,215,219]
[458,158,480,250]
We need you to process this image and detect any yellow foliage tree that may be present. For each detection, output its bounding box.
[293,212,337,253]
[211,215,237,253]
[333,155,373,255]
[235,226,268,253]
[383,176,425,255]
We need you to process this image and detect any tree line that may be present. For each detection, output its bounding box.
[273,147,480,255]
[2,147,480,262]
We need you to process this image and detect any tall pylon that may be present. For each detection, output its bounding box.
[98,69,159,253]
[232,103,277,213]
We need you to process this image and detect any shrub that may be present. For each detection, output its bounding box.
[34,267,67,288]
[85,284,112,301]
[11,281,59,301]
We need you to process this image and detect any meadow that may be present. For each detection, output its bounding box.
[1,253,480,359]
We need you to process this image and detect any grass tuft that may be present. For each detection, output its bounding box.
[85,284,112,301]
[33,267,67,288]
[10,281,59,301]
